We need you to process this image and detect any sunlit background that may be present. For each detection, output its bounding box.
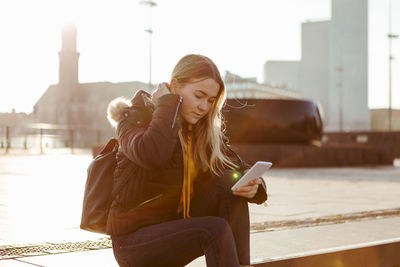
[0,2,400,265]
[0,0,399,113]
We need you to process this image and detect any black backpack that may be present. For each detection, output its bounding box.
[80,138,123,234]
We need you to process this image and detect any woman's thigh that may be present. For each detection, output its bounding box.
[190,174,251,265]
[112,216,236,267]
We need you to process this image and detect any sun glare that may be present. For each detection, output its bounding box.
[0,0,399,113]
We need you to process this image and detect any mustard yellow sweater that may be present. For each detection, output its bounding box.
[177,127,198,218]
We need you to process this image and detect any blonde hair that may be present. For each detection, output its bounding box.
[171,54,238,175]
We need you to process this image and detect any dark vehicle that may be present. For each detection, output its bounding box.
[223,98,323,144]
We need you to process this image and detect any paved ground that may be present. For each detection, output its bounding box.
[250,163,400,223]
[1,149,399,266]
[0,150,103,246]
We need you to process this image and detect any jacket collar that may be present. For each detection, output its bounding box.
[130,90,154,109]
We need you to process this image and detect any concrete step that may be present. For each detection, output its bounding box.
[2,217,398,267]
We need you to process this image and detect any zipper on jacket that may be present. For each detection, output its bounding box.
[172,96,183,128]
[178,130,186,218]
[131,193,163,211]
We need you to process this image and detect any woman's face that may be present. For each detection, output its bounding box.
[175,78,220,125]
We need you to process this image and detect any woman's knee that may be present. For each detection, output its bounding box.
[201,216,233,238]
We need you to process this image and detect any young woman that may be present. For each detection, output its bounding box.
[107,54,267,267]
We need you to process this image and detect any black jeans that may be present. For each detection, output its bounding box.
[111,174,250,267]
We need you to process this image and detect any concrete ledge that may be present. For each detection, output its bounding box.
[253,238,400,267]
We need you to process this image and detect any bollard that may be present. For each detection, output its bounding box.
[96,129,101,146]
[24,136,27,150]
[39,128,44,154]
[69,129,74,154]
[6,126,10,153]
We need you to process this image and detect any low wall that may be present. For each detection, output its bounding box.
[323,131,400,158]
[230,143,394,167]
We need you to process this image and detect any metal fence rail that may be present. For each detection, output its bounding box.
[0,124,114,154]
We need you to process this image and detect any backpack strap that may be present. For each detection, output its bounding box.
[98,138,118,156]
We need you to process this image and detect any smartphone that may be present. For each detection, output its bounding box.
[231,161,272,191]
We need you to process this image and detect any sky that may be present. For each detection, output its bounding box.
[0,0,399,113]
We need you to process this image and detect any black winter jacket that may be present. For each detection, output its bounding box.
[107,90,267,236]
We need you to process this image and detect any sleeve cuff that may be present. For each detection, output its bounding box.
[249,177,268,204]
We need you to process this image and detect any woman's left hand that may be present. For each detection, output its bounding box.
[151,82,171,103]
[232,178,262,198]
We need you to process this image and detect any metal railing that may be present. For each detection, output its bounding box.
[0,124,113,154]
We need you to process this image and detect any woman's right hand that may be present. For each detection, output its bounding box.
[151,82,172,103]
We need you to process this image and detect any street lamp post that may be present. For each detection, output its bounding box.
[388,0,398,131]
[140,0,157,91]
